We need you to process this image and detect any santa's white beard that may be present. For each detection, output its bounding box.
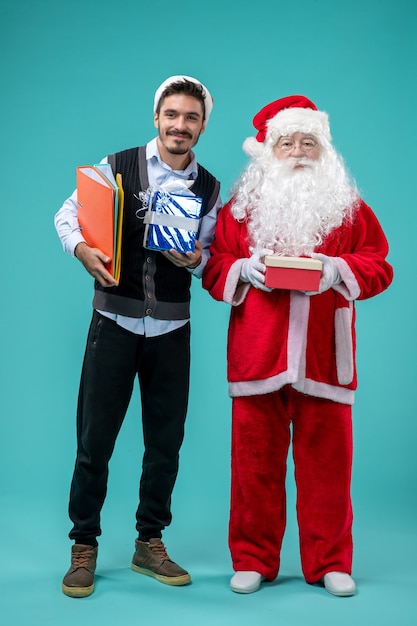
[231,147,359,256]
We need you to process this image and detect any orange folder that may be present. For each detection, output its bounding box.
[76,165,124,281]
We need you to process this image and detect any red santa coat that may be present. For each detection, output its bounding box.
[202,199,393,405]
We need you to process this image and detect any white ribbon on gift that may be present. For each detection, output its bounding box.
[143,212,199,229]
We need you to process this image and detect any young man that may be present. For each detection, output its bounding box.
[202,95,393,597]
[55,75,221,597]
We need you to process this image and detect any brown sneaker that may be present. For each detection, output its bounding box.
[131,538,191,586]
[62,544,98,597]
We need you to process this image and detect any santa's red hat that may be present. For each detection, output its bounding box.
[243,95,331,157]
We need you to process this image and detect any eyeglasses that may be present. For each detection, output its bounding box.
[275,137,319,153]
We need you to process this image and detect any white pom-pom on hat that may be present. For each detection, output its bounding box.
[242,136,264,157]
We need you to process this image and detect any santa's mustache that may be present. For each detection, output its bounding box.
[283,156,314,169]
[266,156,316,177]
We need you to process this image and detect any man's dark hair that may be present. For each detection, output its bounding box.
[155,79,206,119]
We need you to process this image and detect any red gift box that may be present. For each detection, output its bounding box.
[264,255,323,291]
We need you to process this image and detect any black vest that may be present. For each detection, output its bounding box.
[93,146,220,320]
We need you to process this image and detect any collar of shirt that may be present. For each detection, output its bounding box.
[146,137,198,187]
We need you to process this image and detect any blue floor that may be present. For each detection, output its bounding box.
[1,492,416,626]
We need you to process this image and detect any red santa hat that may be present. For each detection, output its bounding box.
[243,95,331,157]
[153,75,214,123]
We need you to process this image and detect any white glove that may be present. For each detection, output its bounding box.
[240,248,274,292]
[306,253,341,294]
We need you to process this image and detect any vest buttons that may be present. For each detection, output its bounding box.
[145,308,152,315]
[145,274,151,282]
[147,292,153,299]
[146,257,153,264]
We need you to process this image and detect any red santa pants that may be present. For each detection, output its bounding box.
[229,386,353,583]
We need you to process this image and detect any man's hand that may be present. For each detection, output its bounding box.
[75,242,118,287]
[162,240,203,269]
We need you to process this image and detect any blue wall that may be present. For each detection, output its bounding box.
[1,0,415,579]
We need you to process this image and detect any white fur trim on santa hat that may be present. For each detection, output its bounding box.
[153,75,213,122]
[243,106,331,156]
[266,107,331,143]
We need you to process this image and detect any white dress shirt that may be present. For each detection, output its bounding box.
[54,138,221,336]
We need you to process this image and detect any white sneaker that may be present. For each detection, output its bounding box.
[323,572,356,596]
[230,571,264,594]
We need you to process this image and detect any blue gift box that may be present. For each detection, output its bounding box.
[143,189,203,254]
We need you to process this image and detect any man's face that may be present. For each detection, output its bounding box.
[154,94,205,157]
[273,131,320,168]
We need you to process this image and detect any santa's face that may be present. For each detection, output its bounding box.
[230,131,357,256]
[273,132,320,168]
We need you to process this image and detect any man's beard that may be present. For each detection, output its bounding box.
[231,147,358,256]
[159,129,198,155]
[166,145,189,155]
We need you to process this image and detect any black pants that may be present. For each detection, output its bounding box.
[68,311,190,546]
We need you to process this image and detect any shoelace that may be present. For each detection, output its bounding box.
[72,549,95,568]
[149,541,170,561]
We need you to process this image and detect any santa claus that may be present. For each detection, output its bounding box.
[202,95,393,596]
